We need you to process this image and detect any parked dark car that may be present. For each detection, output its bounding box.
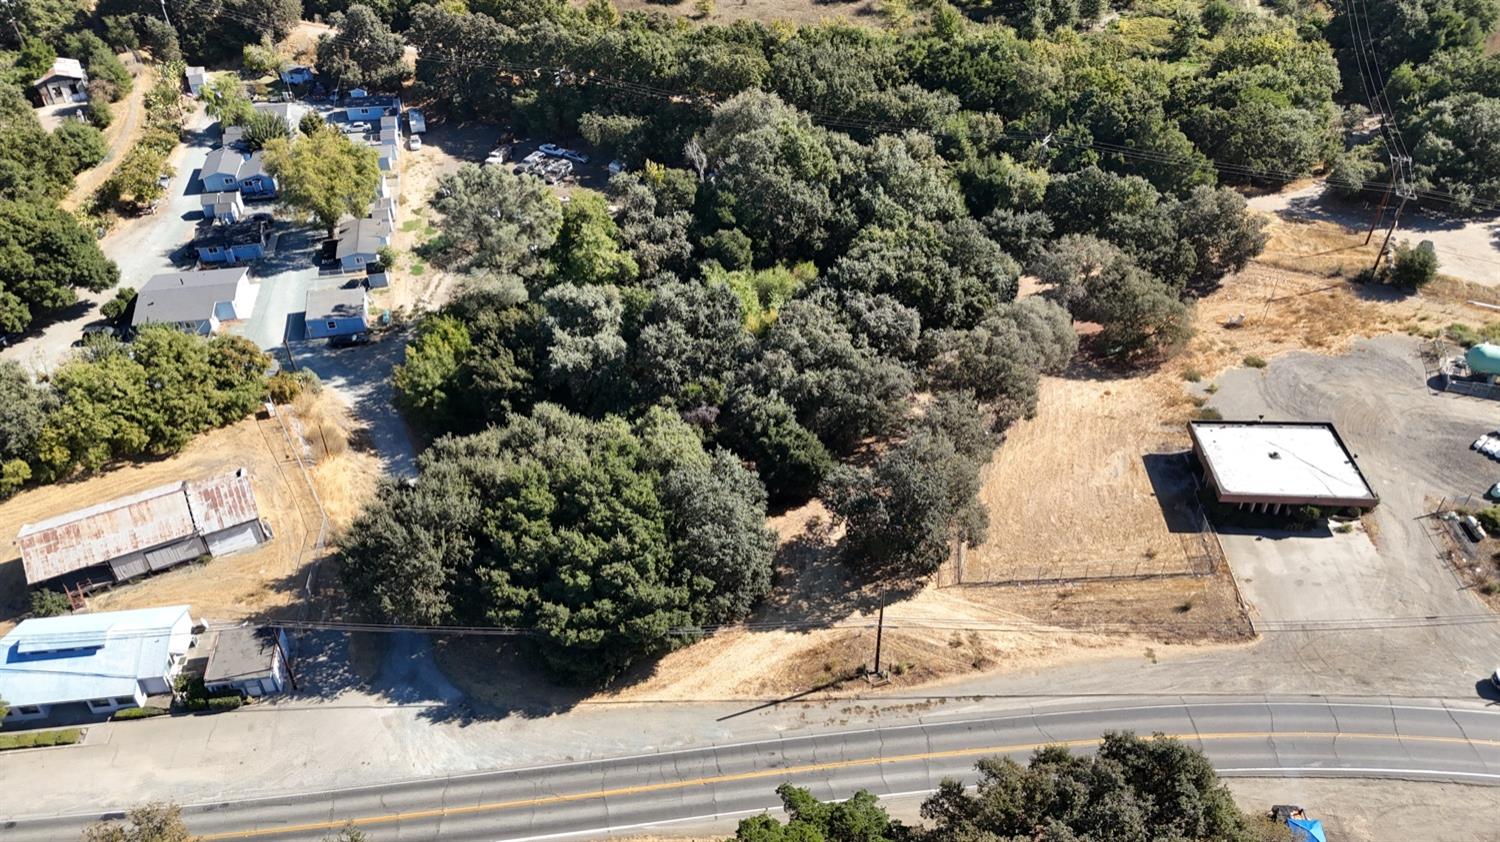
[328,332,372,349]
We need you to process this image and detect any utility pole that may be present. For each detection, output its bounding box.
[871,605,885,678]
[1364,167,1396,245]
[158,0,173,29]
[1372,186,1415,273]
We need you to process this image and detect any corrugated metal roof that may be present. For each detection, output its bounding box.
[16,469,262,586]
[0,606,192,708]
[17,482,196,584]
[186,470,260,534]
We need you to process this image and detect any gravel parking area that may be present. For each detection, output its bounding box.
[1204,334,1500,685]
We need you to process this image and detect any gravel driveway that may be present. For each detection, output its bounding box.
[1249,184,1500,286]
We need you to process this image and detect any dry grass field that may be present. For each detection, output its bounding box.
[0,393,380,633]
[966,255,1492,585]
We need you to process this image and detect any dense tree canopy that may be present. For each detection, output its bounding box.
[263,126,381,233]
[432,164,563,280]
[342,405,775,683]
[735,733,1281,842]
[0,199,118,332]
[315,4,409,91]
[356,0,1380,679]
[31,330,270,480]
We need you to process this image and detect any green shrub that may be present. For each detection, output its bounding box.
[0,728,79,750]
[100,287,137,322]
[1181,368,1202,382]
[112,706,169,720]
[29,589,71,617]
[1447,323,1480,347]
[207,696,243,712]
[1475,507,1500,535]
[1242,355,1267,368]
[86,100,113,129]
[1195,407,1222,421]
[1390,240,1438,287]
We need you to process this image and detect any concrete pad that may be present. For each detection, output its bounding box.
[1220,526,1391,622]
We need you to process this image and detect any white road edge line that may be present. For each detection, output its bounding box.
[489,789,943,842]
[1219,767,1500,781]
[495,766,1500,842]
[8,699,1497,824]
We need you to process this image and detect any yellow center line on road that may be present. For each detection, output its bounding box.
[198,730,1500,839]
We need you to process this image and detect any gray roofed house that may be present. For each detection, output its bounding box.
[200,148,275,196]
[185,65,208,97]
[132,267,258,334]
[253,100,307,134]
[200,190,244,222]
[202,627,290,698]
[333,216,392,272]
[370,195,395,223]
[34,57,88,105]
[192,218,268,264]
[305,286,369,339]
[377,141,398,172]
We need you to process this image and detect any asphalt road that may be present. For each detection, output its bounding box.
[6,698,1496,841]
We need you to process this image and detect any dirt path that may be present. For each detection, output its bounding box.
[61,53,149,212]
[1247,183,1500,287]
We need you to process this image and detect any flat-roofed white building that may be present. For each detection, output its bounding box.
[1189,420,1379,512]
[0,605,195,722]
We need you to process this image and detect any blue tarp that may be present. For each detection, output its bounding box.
[1288,818,1327,842]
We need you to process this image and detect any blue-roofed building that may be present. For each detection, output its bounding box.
[0,605,195,723]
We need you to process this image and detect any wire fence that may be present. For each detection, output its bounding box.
[938,454,1224,588]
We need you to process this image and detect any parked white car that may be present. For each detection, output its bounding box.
[608,159,625,175]
[344,121,372,134]
[407,134,422,151]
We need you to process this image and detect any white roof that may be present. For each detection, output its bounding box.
[0,606,192,707]
[36,57,85,84]
[1190,422,1376,503]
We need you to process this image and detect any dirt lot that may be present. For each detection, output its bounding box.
[968,261,1493,585]
[382,122,499,313]
[437,497,1250,707]
[60,54,148,212]
[0,393,378,633]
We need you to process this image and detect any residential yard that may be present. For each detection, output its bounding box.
[381,122,496,313]
[0,393,375,634]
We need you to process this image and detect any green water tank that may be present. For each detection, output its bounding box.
[1466,343,1500,376]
